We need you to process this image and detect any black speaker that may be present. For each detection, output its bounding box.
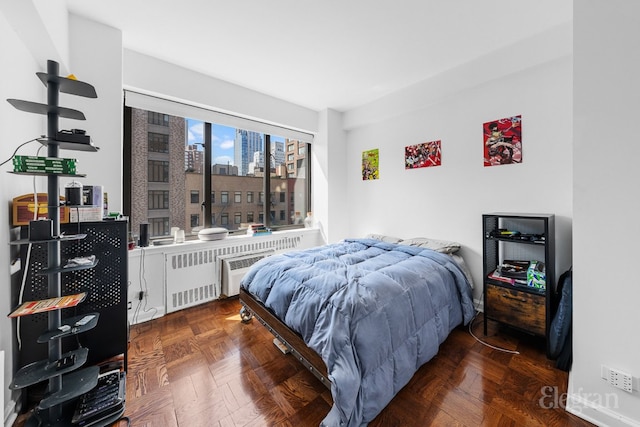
[139,223,149,247]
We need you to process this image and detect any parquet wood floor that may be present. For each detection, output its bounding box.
[14,297,594,426]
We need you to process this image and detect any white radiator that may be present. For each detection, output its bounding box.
[218,250,274,297]
[166,249,217,313]
[165,234,304,312]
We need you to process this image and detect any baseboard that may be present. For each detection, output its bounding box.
[128,304,165,326]
[566,391,640,427]
[4,397,18,427]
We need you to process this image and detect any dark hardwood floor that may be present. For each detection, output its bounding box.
[14,298,593,426]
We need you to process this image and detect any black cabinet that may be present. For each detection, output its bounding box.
[16,221,128,369]
[482,213,556,356]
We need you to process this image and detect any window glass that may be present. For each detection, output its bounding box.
[126,106,310,239]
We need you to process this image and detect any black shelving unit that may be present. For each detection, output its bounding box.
[482,213,556,357]
[7,60,125,426]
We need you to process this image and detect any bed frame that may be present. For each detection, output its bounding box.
[239,288,331,389]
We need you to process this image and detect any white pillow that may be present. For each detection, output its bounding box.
[365,233,404,244]
[399,237,461,254]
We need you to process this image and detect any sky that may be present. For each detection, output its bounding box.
[187,119,286,166]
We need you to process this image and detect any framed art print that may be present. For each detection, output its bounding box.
[405,140,441,169]
[362,149,379,180]
[483,115,522,166]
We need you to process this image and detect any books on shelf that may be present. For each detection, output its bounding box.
[8,292,87,318]
[488,259,546,291]
[246,223,272,236]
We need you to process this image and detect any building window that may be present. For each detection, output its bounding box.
[148,111,169,126]
[125,104,311,238]
[298,144,306,155]
[280,210,285,221]
[148,132,169,153]
[234,213,242,224]
[190,190,199,204]
[148,190,169,210]
[150,217,169,236]
[148,160,169,182]
[190,214,199,227]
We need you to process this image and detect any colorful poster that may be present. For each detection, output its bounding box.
[483,115,522,166]
[362,149,379,180]
[405,140,441,169]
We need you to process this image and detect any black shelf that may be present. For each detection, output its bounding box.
[37,137,100,152]
[6,99,86,120]
[8,171,87,178]
[37,259,98,275]
[36,72,97,98]
[37,366,100,410]
[37,313,100,343]
[10,234,88,246]
[482,213,556,357]
[10,348,90,390]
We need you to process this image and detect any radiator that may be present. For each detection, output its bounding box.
[218,250,274,297]
[166,234,303,312]
[166,249,217,313]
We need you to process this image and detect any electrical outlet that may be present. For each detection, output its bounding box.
[602,365,634,393]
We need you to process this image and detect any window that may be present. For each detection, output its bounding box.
[150,217,169,236]
[148,190,169,210]
[124,97,312,240]
[148,111,169,126]
[148,132,169,153]
[148,160,169,182]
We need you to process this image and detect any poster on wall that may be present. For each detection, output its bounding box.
[405,140,441,169]
[483,115,522,166]
[362,149,379,180]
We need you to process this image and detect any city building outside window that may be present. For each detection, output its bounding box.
[125,105,311,239]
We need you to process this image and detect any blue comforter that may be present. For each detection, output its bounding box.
[240,238,475,426]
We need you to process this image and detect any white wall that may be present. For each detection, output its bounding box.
[0,5,56,425]
[64,14,123,214]
[570,1,640,425]
[344,27,574,304]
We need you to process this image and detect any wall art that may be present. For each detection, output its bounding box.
[483,115,522,166]
[362,148,379,180]
[405,140,441,169]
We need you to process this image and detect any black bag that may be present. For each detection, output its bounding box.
[548,268,572,371]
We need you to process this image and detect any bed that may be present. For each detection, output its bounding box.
[239,236,475,427]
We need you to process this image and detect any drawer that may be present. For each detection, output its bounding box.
[486,283,546,336]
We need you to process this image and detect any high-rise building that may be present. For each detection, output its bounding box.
[234,129,263,176]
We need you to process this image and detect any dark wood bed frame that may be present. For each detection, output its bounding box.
[239,288,331,389]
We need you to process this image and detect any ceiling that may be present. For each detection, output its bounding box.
[64,0,572,112]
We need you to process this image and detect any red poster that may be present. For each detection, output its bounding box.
[405,140,441,169]
[483,115,522,166]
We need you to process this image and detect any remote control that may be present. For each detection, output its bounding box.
[75,315,95,326]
